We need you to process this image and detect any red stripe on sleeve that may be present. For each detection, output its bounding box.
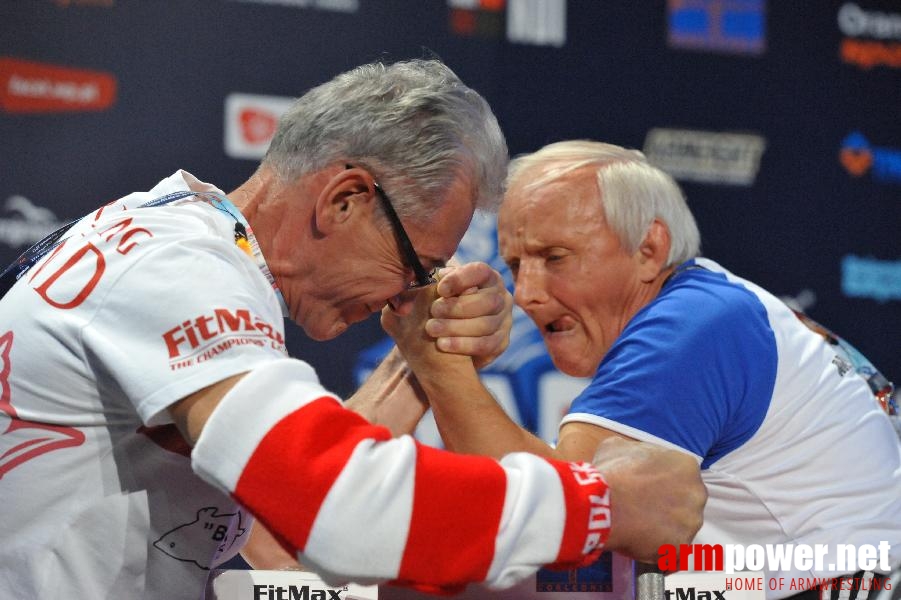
[395,443,506,592]
[548,461,610,569]
[232,397,392,553]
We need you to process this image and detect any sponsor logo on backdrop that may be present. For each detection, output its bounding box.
[838,2,901,70]
[0,57,117,113]
[842,255,901,302]
[224,93,294,160]
[507,0,566,47]
[226,0,358,12]
[0,195,67,248]
[448,0,505,40]
[536,551,613,592]
[668,0,766,55]
[840,131,901,184]
[643,128,766,185]
[448,0,566,47]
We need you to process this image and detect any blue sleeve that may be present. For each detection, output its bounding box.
[567,276,777,468]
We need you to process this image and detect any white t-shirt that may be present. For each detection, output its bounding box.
[0,171,288,598]
[562,258,901,598]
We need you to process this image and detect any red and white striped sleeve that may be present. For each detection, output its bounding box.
[191,359,610,592]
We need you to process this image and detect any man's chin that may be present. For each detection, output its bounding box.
[549,351,595,379]
[302,320,348,341]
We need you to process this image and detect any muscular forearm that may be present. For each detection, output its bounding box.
[412,358,560,460]
[343,347,429,436]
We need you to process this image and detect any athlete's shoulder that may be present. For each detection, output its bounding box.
[652,259,773,334]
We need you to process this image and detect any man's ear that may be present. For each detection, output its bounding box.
[313,166,374,234]
[636,219,672,283]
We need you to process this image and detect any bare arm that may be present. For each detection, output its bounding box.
[559,424,705,559]
[344,261,513,436]
[343,347,429,436]
[241,519,304,571]
[168,372,244,446]
[383,262,545,457]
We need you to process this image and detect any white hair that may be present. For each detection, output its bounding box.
[263,59,508,222]
[506,140,701,266]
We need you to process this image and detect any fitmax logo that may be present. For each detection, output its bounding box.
[253,585,344,600]
[162,308,285,359]
[666,588,727,600]
[840,131,901,184]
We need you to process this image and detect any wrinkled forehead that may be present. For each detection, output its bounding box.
[498,170,607,252]
[506,159,602,194]
[501,165,601,220]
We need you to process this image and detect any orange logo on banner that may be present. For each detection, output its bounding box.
[839,147,873,177]
[841,39,901,70]
[239,108,278,145]
[0,57,117,113]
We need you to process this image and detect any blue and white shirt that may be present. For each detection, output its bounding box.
[561,258,901,597]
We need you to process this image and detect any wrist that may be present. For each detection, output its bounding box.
[404,351,475,388]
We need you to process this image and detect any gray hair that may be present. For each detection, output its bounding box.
[263,59,508,222]
[506,140,701,266]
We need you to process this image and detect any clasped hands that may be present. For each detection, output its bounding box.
[382,261,512,371]
[381,261,706,563]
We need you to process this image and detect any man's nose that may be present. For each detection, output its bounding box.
[512,262,549,308]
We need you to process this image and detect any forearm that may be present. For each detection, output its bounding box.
[412,358,560,460]
[343,347,428,436]
[241,521,304,570]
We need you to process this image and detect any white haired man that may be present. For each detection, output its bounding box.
[386,139,900,600]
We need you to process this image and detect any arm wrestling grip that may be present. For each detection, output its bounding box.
[191,359,610,592]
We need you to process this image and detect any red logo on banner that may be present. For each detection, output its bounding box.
[239,108,278,145]
[449,0,505,38]
[0,57,117,113]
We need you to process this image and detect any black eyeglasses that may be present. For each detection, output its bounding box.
[371,181,438,289]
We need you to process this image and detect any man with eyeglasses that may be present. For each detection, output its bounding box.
[0,64,704,599]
